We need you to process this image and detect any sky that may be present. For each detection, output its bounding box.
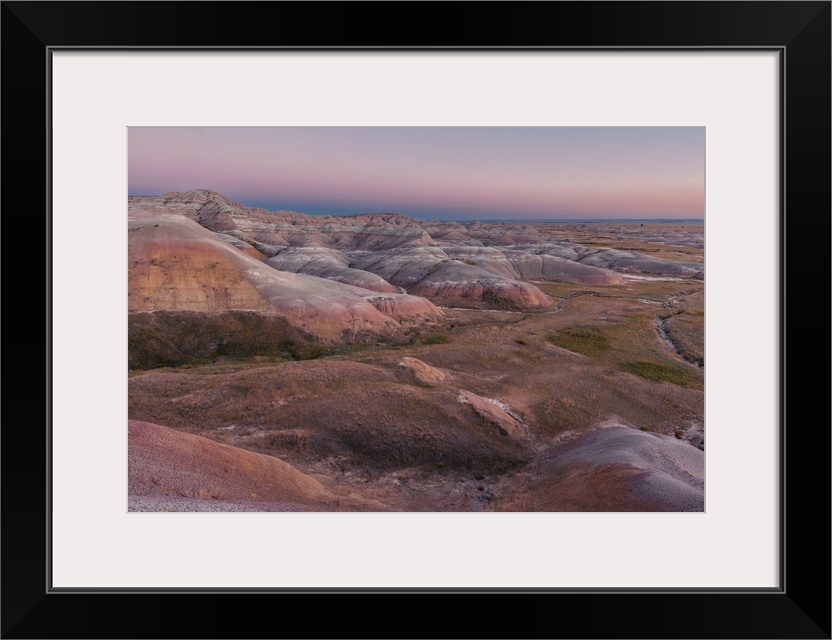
[128,127,704,220]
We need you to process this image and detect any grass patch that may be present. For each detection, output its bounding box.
[129,310,331,369]
[327,343,375,356]
[189,356,293,374]
[301,342,375,360]
[619,361,700,388]
[545,327,610,356]
[417,332,450,345]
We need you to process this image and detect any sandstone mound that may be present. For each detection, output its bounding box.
[129,191,702,325]
[128,419,336,509]
[129,190,436,251]
[458,390,528,439]
[352,247,450,288]
[214,233,266,261]
[363,293,443,326]
[398,357,447,386]
[532,424,704,511]
[444,246,623,285]
[410,261,554,311]
[442,246,518,278]
[456,221,544,246]
[330,213,435,250]
[507,252,623,284]
[129,211,274,313]
[354,248,553,310]
[266,246,399,293]
[128,213,442,342]
[577,248,703,279]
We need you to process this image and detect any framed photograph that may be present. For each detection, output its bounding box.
[3,2,829,638]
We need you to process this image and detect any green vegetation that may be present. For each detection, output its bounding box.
[417,332,450,345]
[129,311,327,370]
[619,361,700,389]
[302,343,375,360]
[293,344,332,360]
[545,327,610,356]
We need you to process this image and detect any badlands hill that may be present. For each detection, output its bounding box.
[128,190,705,511]
[128,419,384,511]
[129,190,703,339]
[129,209,442,343]
[504,424,705,511]
[128,419,332,507]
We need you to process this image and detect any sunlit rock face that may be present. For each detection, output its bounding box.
[128,212,442,343]
[407,261,555,311]
[128,419,336,507]
[443,246,624,285]
[352,248,554,311]
[265,247,399,293]
[128,213,274,313]
[575,248,703,279]
[128,190,703,325]
[129,190,434,251]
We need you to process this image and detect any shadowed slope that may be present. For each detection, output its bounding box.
[128,419,340,509]
[266,246,399,293]
[517,424,704,512]
[128,212,442,342]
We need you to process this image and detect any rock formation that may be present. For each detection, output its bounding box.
[530,424,704,511]
[128,212,442,343]
[128,419,337,509]
[128,189,704,342]
[398,357,447,386]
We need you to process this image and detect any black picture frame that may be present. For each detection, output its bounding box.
[2,2,829,638]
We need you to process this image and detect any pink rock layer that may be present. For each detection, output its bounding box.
[128,213,442,342]
[128,419,336,507]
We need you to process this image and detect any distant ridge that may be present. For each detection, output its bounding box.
[128,189,703,332]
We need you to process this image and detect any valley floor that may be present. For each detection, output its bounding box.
[129,268,704,512]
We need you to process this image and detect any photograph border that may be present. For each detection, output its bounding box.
[3,2,829,638]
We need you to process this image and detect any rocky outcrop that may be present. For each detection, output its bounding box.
[266,246,399,293]
[409,261,555,310]
[576,248,703,279]
[129,213,274,313]
[398,357,447,386]
[214,233,266,261]
[458,390,528,439]
[362,293,445,326]
[444,246,623,285]
[350,247,449,288]
[129,191,704,321]
[530,424,704,511]
[128,419,341,509]
[129,190,437,251]
[321,213,435,251]
[509,252,624,284]
[354,248,554,311]
[128,212,442,342]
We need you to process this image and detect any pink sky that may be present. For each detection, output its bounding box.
[129,127,704,220]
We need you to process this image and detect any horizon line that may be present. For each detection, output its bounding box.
[128,191,703,223]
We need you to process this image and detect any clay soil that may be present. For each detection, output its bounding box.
[129,223,704,512]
